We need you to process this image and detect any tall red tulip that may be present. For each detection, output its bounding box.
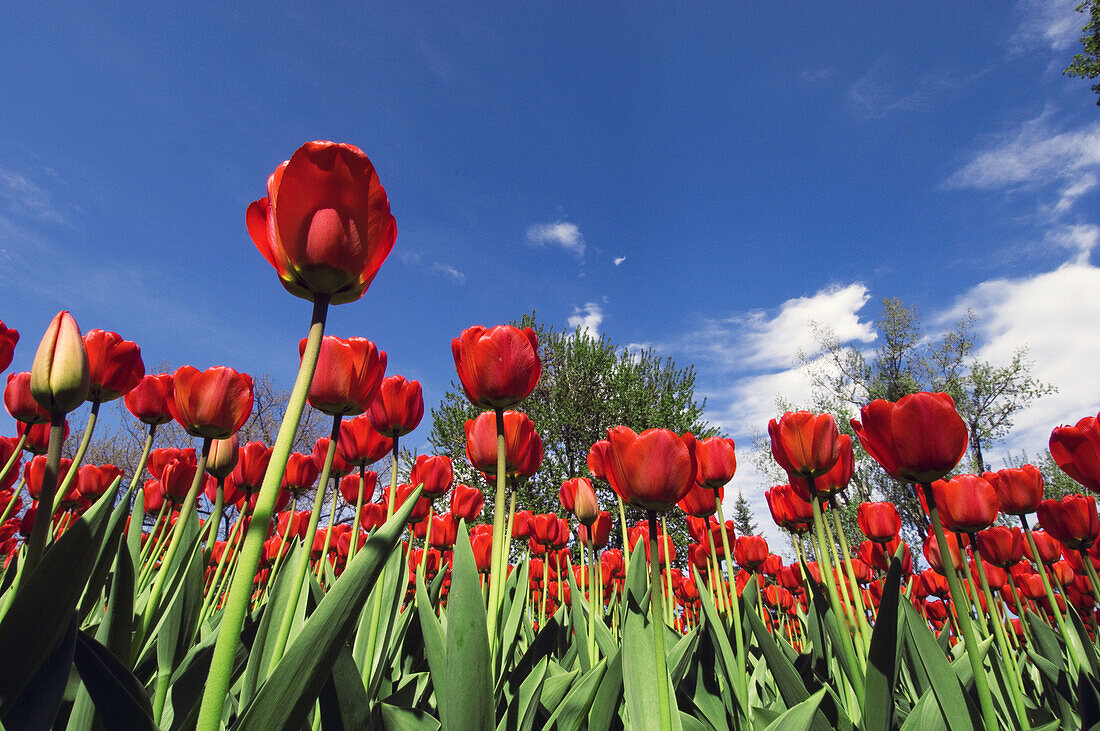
[24,455,73,500]
[857,502,902,543]
[694,436,736,490]
[301,335,386,416]
[281,453,320,496]
[678,481,720,518]
[1050,415,1100,494]
[450,484,484,521]
[410,454,454,498]
[367,375,423,437]
[578,511,612,549]
[789,434,854,499]
[0,321,18,374]
[767,411,841,479]
[587,440,611,482]
[82,329,144,403]
[1027,530,1062,565]
[974,526,1025,568]
[124,373,175,425]
[18,419,67,455]
[169,366,254,439]
[337,414,392,466]
[75,464,122,500]
[0,437,22,491]
[246,141,396,305]
[465,410,542,479]
[312,437,351,478]
[226,441,272,496]
[926,474,999,533]
[603,426,697,512]
[5,372,49,425]
[451,325,541,410]
[850,392,968,484]
[922,529,964,575]
[1037,494,1100,550]
[561,477,599,525]
[339,471,377,504]
[734,535,769,572]
[983,464,1044,516]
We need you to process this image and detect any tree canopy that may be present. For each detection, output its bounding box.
[1065,0,1100,105]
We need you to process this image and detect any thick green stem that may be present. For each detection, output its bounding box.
[25,414,66,571]
[1021,516,1080,671]
[926,491,997,731]
[811,495,865,700]
[196,295,328,731]
[316,487,340,579]
[487,408,507,646]
[971,542,1029,726]
[647,511,673,731]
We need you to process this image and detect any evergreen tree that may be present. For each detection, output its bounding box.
[731,491,758,536]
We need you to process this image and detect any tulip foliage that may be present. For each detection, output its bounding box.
[4,141,1100,731]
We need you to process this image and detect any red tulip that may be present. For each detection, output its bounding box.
[734,535,768,572]
[587,440,611,482]
[1037,494,1100,550]
[850,392,969,484]
[765,484,814,533]
[0,437,22,491]
[17,419,67,456]
[471,530,494,572]
[858,537,911,573]
[312,437,351,478]
[282,453,320,496]
[767,411,841,479]
[24,455,74,500]
[789,435,854,499]
[974,526,1025,568]
[83,329,144,403]
[246,141,396,305]
[301,336,386,416]
[75,464,122,500]
[604,426,697,512]
[339,471,377,504]
[360,502,386,531]
[694,436,736,490]
[147,448,197,480]
[0,321,18,374]
[142,479,166,513]
[857,502,902,543]
[162,460,213,504]
[429,513,458,550]
[450,484,484,521]
[1050,415,1100,494]
[124,373,175,425]
[226,441,272,496]
[1027,530,1062,565]
[367,375,423,438]
[577,511,612,549]
[983,465,1044,516]
[532,514,570,548]
[451,323,542,410]
[30,311,89,415]
[926,474,999,533]
[922,529,965,575]
[384,483,431,523]
[512,510,533,539]
[410,454,454,498]
[561,477,599,525]
[678,481,720,518]
[169,366,254,439]
[5,372,49,424]
[465,410,543,480]
[338,415,393,466]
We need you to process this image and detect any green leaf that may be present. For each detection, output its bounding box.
[690,566,744,719]
[0,478,120,713]
[542,659,606,731]
[380,703,442,731]
[443,522,494,731]
[317,644,371,731]
[71,630,157,731]
[899,600,974,731]
[862,546,904,731]
[497,657,547,731]
[764,688,827,731]
[622,545,681,731]
[587,648,623,731]
[416,571,448,720]
[2,613,77,731]
[231,486,422,731]
[76,478,126,620]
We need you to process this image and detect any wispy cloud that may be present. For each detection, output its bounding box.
[432,262,466,284]
[0,165,67,225]
[1010,0,1079,56]
[567,302,604,337]
[526,221,586,257]
[847,61,977,119]
[613,256,626,266]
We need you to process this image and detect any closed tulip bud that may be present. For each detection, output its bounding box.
[768,411,840,480]
[5,372,50,425]
[451,325,541,410]
[851,393,968,484]
[765,483,814,533]
[677,481,720,518]
[124,373,175,425]
[207,434,240,480]
[983,465,1044,516]
[301,336,386,416]
[367,375,423,438]
[570,478,600,526]
[1027,530,1062,565]
[338,414,392,466]
[410,454,454,497]
[974,526,1025,568]
[246,141,396,305]
[30,311,89,415]
[857,501,902,543]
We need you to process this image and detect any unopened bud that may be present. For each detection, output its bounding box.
[30,311,89,415]
[207,433,240,479]
[574,477,600,527]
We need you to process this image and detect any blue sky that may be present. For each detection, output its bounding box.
[2,2,1099,545]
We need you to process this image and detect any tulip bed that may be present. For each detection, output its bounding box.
[3,141,1100,731]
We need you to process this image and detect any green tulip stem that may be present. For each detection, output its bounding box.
[142,437,211,638]
[662,516,675,627]
[348,463,367,564]
[706,527,727,614]
[422,504,434,574]
[202,480,225,561]
[1020,515,1079,669]
[829,503,873,643]
[541,550,550,630]
[820,501,865,658]
[647,511,673,731]
[201,513,245,620]
[1003,572,1032,643]
[486,407,508,647]
[925,490,997,731]
[713,493,746,697]
[810,494,865,701]
[54,400,99,501]
[269,414,342,669]
[25,413,67,572]
[970,541,1029,725]
[386,436,400,519]
[0,475,25,527]
[315,486,340,579]
[587,534,599,660]
[138,501,171,575]
[0,432,28,488]
[1079,549,1100,605]
[128,423,158,494]
[196,294,329,731]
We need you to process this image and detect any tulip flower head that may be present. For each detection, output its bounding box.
[301,335,386,416]
[367,375,423,438]
[850,392,968,484]
[0,321,18,374]
[604,426,697,512]
[1050,415,1100,494]
[983,464,1044,516]
[169,366,254,440]
[1037,494,1100,550]
[124,373,175,425]
[30,311,89,415]
[768,411,841,480]
[246,141,397,305]
[452,325,541,410]
[5,372,49,425]
[83,329,144,403]
[857,502,902,543]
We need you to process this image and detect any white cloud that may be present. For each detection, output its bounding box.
[946,112,1100,210]
[847,62,975,119]
[1044,223,1100,264]
[567,302,604,337]
[613,256,626,266]
[431,262,465,284]
[1011,0,1079,55]
[0,166,66,224]
[526,221,586,257]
